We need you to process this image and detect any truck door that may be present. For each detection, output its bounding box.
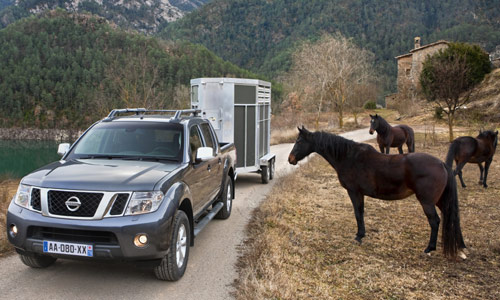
[186,125,212,215]
[200,122,222,201]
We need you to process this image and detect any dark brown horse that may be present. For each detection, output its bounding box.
[446,130,498,188]
[369,114,415,154]
[288,126,466,259]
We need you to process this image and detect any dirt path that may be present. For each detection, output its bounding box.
[0,128,376,299]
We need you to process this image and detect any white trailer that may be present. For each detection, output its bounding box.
[190,78,275,183]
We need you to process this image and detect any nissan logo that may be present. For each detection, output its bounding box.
[65,196,81,212]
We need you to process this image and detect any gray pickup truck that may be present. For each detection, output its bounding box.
[6,108,236,281]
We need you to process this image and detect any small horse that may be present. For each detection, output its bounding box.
[445,130,498,188]
[369,114,415,154]
[288,126,466,259]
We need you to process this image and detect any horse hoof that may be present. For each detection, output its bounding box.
[461,248,470,255]
[458,251,467,260]
[354,237,362,245]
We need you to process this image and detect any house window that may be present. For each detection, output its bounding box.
[405,69,411,77]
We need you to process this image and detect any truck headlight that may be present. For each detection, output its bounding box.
[125,191,164,215]
[13,184,31,208]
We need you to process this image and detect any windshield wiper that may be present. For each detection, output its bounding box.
[77,155,125,159]
[120,156,178,162]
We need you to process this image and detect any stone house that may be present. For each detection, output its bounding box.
[395,37,449,93]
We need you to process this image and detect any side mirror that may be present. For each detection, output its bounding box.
[57,143,70,156]
[195,147,214,162]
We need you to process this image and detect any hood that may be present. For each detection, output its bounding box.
[22,159,182,191]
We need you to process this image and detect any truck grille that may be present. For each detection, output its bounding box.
[110,193,129,215]
[31,188,41,211]
[48,190,103,217]
[27,226,118,245]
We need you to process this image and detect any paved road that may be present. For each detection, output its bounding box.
[0,128,375,299]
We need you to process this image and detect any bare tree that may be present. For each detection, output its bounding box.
[286,34,376,128]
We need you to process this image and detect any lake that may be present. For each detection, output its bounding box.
[0,140,65,179]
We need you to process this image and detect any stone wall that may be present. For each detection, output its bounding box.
[410,43,449,89]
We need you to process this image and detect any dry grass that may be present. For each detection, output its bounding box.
[0,180,18,256]
[235,135,500,299]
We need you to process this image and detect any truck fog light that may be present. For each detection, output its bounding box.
[9,224,18,237]
[134,234,148,247]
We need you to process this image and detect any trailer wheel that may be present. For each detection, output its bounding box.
[215,175,233,220]
[154,210,190,281]
[269,159,275,180]
[261,165,270,184]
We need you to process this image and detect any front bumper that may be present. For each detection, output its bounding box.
[6,201,174,262]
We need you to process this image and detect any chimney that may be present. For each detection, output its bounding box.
[414,37,421,49]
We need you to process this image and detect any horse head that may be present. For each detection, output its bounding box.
[478,130,499,149]
[288,126,315,165]
[369,114,379,135]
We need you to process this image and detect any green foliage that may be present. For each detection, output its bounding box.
[434,107,444,119]
[363,101,377,110]
[420,42,492,102]
[160,0,500,95]
[0,11,256,128]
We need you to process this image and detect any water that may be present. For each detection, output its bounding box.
[0,140,63,178]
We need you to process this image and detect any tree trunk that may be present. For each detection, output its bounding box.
[447,113,454,142]
[338,105,344,128]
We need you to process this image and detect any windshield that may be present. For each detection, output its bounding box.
[66,121,184,161]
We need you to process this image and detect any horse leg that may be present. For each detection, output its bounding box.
[379,144,384,153]
[478,163,484,185]
[419,202,440,254]
[483,159,492,188]
[385,145,390,154]
[398,146,403,154]
[347,190,365,244]
[455,161,467,188]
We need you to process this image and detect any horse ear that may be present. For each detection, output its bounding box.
[496,130,499,135]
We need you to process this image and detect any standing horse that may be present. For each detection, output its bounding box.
[445,130,498,188]
[369,114,415,154]
[288,126,466,259]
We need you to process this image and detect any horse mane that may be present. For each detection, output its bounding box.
[376,115,391,132]
[477,130,496,138]
[312,131,358,160]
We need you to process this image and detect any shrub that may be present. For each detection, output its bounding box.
[363,101,377,109]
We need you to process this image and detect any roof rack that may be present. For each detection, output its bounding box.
[104,108,202,121]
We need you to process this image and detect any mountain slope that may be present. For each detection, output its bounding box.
[160,0,500,91]
[0,0,211,33]
[0,10,255,128]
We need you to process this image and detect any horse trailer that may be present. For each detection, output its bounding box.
[190,78,275,183]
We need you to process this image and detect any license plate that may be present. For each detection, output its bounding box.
[43,241,93,257]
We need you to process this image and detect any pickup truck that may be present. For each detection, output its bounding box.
[6,108,236,281]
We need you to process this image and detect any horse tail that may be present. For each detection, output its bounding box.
[445,140,459,168]
[440,163,462,259]
[401,126,415,152]
[407,127,415,152]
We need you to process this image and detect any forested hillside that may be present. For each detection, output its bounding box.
[0,0,211,33]
[160,0,500,92]
[0,10,255,128]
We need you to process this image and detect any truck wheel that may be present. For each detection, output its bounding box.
[215,176,233,220]
[154,210,190,281]
[261,165,270,184]
[19,253,57,268]
[269,159,275,180]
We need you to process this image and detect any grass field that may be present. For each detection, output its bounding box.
[234,134,500,299]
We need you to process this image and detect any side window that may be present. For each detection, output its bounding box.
[200,123,216,154]
[189,125,203,162]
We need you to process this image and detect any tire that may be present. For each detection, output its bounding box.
[154,210,191,281]
[215,176,233,220]
[269,159,275,180]
[19,253,57,268]
[261,165,270,184]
